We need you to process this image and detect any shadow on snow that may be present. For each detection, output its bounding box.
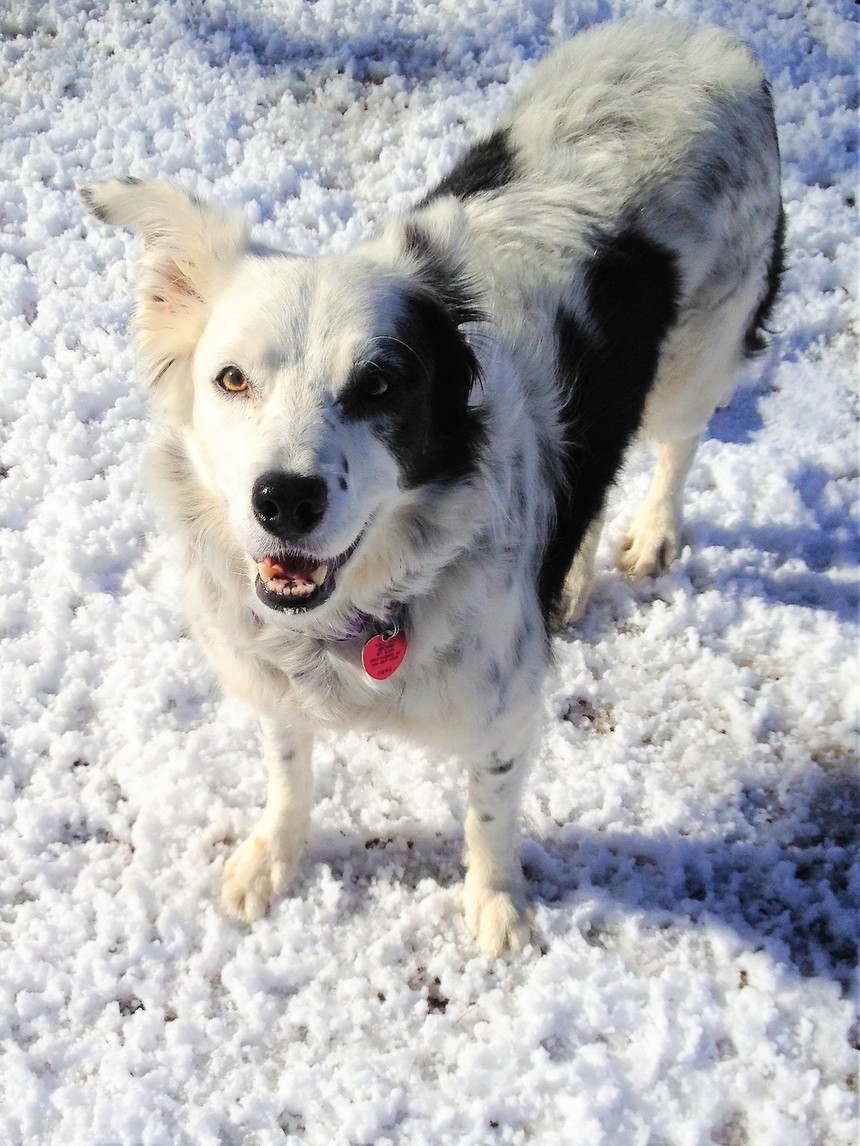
[300,769,858,993]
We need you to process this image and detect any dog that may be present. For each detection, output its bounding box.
[81,20,782,956]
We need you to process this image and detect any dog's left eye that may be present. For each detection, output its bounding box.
[215,365,249,393]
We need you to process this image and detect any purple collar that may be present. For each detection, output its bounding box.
[334,610,375,643]
[334,605,405,645]
[249,604,406,645]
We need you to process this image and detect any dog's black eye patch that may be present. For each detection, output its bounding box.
[338,291,485,488]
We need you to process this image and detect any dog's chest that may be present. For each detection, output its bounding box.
[258,626,472,741]
[247,590,541,749]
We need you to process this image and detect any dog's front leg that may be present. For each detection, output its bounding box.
[222,715,314,923]
[463,748,533,957]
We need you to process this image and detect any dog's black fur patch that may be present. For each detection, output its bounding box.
[422,128,517,204]
[340,290,485,489]
[538,229,681,625]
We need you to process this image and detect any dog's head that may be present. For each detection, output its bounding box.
[81,179,485,626]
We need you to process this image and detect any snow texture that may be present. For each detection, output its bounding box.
[0,2,857,1144]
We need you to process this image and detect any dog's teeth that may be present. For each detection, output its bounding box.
[310,563,329,586]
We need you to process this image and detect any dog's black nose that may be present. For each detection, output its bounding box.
[252,471,329,540]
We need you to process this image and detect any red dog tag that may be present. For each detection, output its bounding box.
[362,628,408,680]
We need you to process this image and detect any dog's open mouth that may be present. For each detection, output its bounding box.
[254,537,360,613]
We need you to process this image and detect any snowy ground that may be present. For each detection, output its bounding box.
[0,1,857,1143]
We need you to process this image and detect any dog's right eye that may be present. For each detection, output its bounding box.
[215,365,249,393]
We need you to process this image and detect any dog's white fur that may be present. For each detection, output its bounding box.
[82,21,781,955]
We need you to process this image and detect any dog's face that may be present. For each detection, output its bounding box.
[81,180,483,624]
[190,254,481,618]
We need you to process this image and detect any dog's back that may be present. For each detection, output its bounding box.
[414,20,782,625]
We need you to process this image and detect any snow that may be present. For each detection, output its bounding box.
[0,1,857,1143]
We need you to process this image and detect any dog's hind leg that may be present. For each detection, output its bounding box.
[617,263,776,581]
[617,434,699,579]
[222,717,314,922]
[554,511,605,629]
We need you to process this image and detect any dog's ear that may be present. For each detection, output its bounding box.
[379,197,485,330]
[379,201,488,485]
[81,177,248,418]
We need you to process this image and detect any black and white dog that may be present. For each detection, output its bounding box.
[82,20,782,955]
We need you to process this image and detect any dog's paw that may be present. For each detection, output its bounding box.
[617,512,679,579]
[464,875,533,957]
[222,829,302,923]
